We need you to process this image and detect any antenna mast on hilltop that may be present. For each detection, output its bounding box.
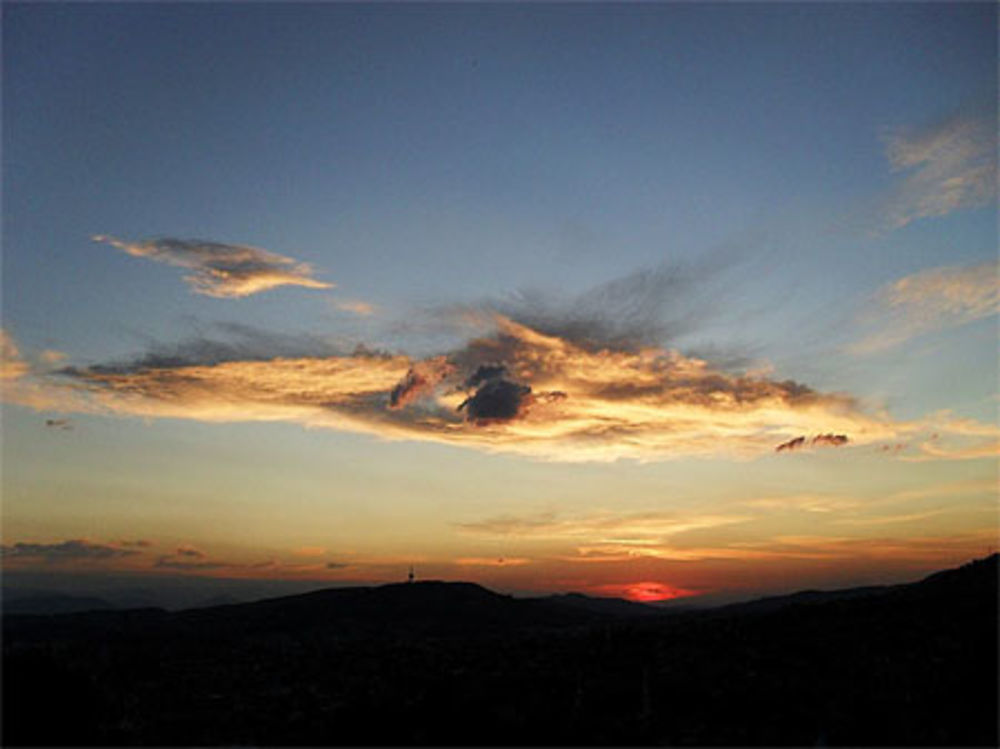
[408,565,415,583]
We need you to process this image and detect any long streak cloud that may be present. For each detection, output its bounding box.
[5,315,990,462]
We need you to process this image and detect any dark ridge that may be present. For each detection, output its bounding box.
[3,555,996,746]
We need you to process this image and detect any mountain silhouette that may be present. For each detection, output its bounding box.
[3,554,996,746]
[2,591,116,615]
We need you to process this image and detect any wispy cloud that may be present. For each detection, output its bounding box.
[93,235,333,298]
[457,510,751,543]
[850,261,999,354]
[44,418,74,430]
[154,555,225,570]
[116,539,153,548]
[881,108,997,230]
[39,349,67,365]
[563,529,997,564]
[1,539,142,562]
[901,438,1000,462]
[1,329,30,381]
[333,299,377,317]
[742,494,861,513]
[454,557,532,567]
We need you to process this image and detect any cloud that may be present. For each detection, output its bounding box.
[850,261,1000,353]
[901,439,1000,462]
[775,433,849,452]
[1,329,30,381]
[175,545,206,558]
[44,418,74,430]
[154,556,225,570]
[563,529,998,564]
[293,546,327,557]
[93,235,333,298]
[456,510,751,542]
[743,494,860,513]
[89,322,349,373]
[39,350,67,365]
[1,539,141,562]
[479,259,730,352]
[458,377,533,423]
[326,561,350,569]
[4,315,994,462]
[333,299,377,317]
[454,557,531,567]
[388,356,454,409]
[881,108,997,229]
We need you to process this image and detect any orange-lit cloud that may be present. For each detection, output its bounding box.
[388,356,454,409]
[850,261,1000,353]
[563,529,998,565]
[39,349,68,365]
[93,235,333,298]
[1,329,30,381]
[294,546,328,557]
[333,299,377,317]
[457,510,750,541]
[3,318,995,462]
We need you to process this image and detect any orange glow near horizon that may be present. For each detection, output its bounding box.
[594,581,695,602]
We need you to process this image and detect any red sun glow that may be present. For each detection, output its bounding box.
[595,581,693,603]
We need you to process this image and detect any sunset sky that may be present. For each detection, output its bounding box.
[2,3,997,603]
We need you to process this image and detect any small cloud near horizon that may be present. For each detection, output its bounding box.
[1,539,142,563]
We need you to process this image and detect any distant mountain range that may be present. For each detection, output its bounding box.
[3,554,997,746]
[6,553,996,624]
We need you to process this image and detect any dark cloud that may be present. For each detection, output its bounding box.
[465,364,507,389]
[776,434,850,453]
[44,418,73,430]
[812,433,849,448]
[326,561,350,570]
[72,322,348,375]
[776,436,807,452]
[1,540,141,562]
[459,378,533,424]
[175,546,206,559]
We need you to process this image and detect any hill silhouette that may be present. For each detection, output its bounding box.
[3,554,997,746]
[2,591,116,615]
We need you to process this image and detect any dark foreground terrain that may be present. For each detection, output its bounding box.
[3,554,997,746]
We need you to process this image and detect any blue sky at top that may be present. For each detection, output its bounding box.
[3,2,994,368]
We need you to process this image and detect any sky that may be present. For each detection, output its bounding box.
[2,2,997,604]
